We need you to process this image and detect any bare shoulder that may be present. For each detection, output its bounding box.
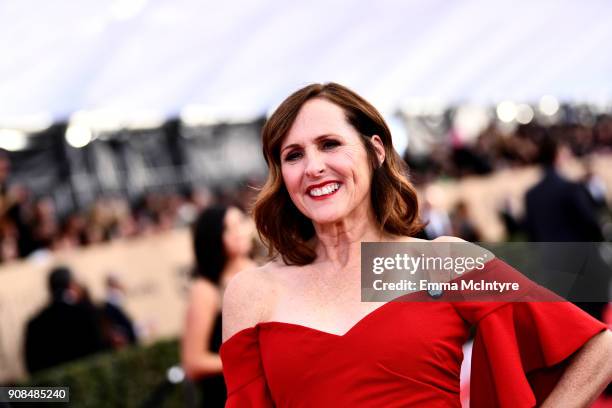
[432,235,467,243]
[189,278,220,308]
[190,277,219,296]
[433,235,496,261]
[389,235,467,244]
[391,235,480,259]
[391,234,468,243]
[392,236,429,243]
[222,261,279,342]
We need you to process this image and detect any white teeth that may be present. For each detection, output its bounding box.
[309,183,340,197]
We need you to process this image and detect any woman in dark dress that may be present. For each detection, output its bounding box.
[181,205,256,407]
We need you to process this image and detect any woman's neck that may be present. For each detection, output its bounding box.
[313,208,387,271]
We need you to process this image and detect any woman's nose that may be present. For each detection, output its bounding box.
[304,152,325,177]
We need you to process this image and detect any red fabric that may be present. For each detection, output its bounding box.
[460,301,605,407]
[220,325,274,407]
[220,258,606,407]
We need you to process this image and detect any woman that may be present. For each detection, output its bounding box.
[181,205,256,407]
[221,83,612,407]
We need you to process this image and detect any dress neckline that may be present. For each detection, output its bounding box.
[257,299,398,338]
[222,299,400,347]
[222,257,503,347]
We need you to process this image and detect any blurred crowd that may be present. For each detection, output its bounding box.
[0,151,259,264]
[406,119,612,243]
[3,116,610,394]
[1,118,611,265]
[405,118,612,184]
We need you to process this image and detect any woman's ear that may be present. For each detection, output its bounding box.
[370,135,386,167]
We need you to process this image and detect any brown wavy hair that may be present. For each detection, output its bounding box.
[253,82,424,265]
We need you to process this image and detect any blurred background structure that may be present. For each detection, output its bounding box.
[0,0,611,406]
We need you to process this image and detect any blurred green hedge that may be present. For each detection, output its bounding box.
[21,338,192,408]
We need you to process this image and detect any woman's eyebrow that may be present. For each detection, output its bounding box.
[281,143,301,154]
[281,134,339,154]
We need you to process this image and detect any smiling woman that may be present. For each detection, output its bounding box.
[253,83,423,266]
[220,83,612,408]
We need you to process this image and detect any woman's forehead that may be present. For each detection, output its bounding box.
[282,98,354,146]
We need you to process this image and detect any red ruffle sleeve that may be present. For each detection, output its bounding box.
[456,301,606,407]
[220,325,274,407]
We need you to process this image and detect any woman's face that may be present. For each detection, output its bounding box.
[222,207,253,258]
[280,98,384,226]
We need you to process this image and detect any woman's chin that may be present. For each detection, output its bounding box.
[307,211,347,226]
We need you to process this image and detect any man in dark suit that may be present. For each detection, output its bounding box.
[24,266,106,374]
[524,135,607,320]
[525,137,603,242]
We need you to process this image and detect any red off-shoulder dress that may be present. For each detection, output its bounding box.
[220,258,606,407]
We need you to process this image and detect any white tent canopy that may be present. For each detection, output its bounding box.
[1,0,611,125]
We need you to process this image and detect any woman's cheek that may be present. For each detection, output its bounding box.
[283,165,304,196]
[336,148,360,168]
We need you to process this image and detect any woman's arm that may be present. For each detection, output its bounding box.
[541,329,612,407]
[222,264,274,342]
[181,279,223,380]
[221,266,276,406]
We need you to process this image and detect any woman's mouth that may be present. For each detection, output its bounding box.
[307,182,341,200]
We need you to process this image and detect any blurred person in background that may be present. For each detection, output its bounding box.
[84,198,115,245]
[498,197,522,240]
[181,205,256,407]
[100,272,138,350]
[176,187,214,226]
[24,266,106,374]
[0,219,19,261]
[29,197,59,255]
[0,152,11,223]
[53,213,87,250]
[417,185,452,240]
[133,192,174,233]
[0,152,38,261]
[524,135,608,322]
[525,135,603,242]
[450,200,481,242]
[593,114,612,152]
[581,160,609,212]
[419,199,452,240]
[7,184,34,257]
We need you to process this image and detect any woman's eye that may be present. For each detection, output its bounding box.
[284,151,302,162]
[322,140,340,150]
